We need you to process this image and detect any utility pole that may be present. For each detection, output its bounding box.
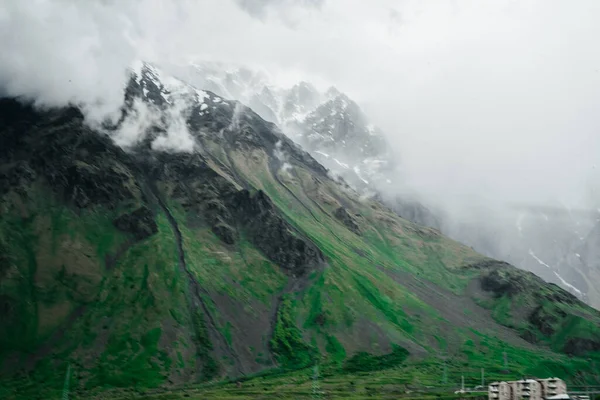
[462,375,465,392]
[62,363,71,400]
[586,385,590,400]
[312,364,321,400]
[442,361,448,385]
[481,368,485,388]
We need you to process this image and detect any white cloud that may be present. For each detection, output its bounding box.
[0,0,138,122]
[1,0,599,212]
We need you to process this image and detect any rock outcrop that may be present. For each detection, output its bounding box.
[113,206,158,240]
[334,206,361,235]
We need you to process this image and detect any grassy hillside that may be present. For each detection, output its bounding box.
[1,98,600,399]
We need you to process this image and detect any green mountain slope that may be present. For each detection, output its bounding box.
[1,95,600,398]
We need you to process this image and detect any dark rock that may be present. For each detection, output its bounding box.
[231,190,325,276]
[334,207,361,235]
[113,206,158,241]
[0,294,15,318]
[480,269,520,298]
[563,337,600,356]
[0,98,142,209]
[542,284,578,305]
[212,223,237,245]
[62,162,136,209]
[314,313,327,326]
[463,259,511,270]
[144,151,324,276]
[0,162,37,197]
[479,265,548,298]
[528,305,563,336]
[520,329,538,344]
[0,249,9,282]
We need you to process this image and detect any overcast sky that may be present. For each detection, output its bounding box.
[1,0,599,212]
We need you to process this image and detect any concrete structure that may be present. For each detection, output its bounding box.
[489,381,512,400]
[510,379,542,400]
[538,378,567,399]
[489,378,566,400]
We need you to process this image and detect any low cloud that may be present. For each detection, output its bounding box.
[234,0,324,19]
[0,0,138,122]
[1,0,599,225]
[112,96,196,153]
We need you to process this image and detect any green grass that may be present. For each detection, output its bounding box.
[343,345,410,373]
[3,146,600,399]
[191,309,219,381]
[270,295,316,369]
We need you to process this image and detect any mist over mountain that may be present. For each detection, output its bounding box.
[157,60,600,308]
[3,59,600,397]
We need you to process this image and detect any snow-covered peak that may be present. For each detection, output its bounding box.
[145,61,397,194]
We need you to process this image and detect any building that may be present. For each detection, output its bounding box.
[510,379,543,400]
[488,378,567,400]
[538,378,567,399]
[489,381,512,400]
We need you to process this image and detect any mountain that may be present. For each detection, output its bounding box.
[164,63,600,311]
[2,64,600,397]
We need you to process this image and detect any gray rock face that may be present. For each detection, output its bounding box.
[144,150,325,276]
[563,337,600,356]
[334,207,361,235]
[0,63,327,279]
[113,206,158,241]
[151,62,397,194]
[0,99,143,210]
[122,65,327,275]
[232,190,325,275]
[140,62,600,309]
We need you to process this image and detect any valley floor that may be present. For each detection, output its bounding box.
[5,361,596,400]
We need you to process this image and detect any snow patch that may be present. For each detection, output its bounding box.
[528,250,583,296]
[333,158,350,169]
[528,249,551,269]
[130,60,145,85]
[353,166,369,184]
[195,89,208,103]
[552,271,583,296]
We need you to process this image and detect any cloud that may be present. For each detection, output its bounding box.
[1,0,599,212]
[234,0,324,19]
[112,95,196,153]
[0,0,139,122]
